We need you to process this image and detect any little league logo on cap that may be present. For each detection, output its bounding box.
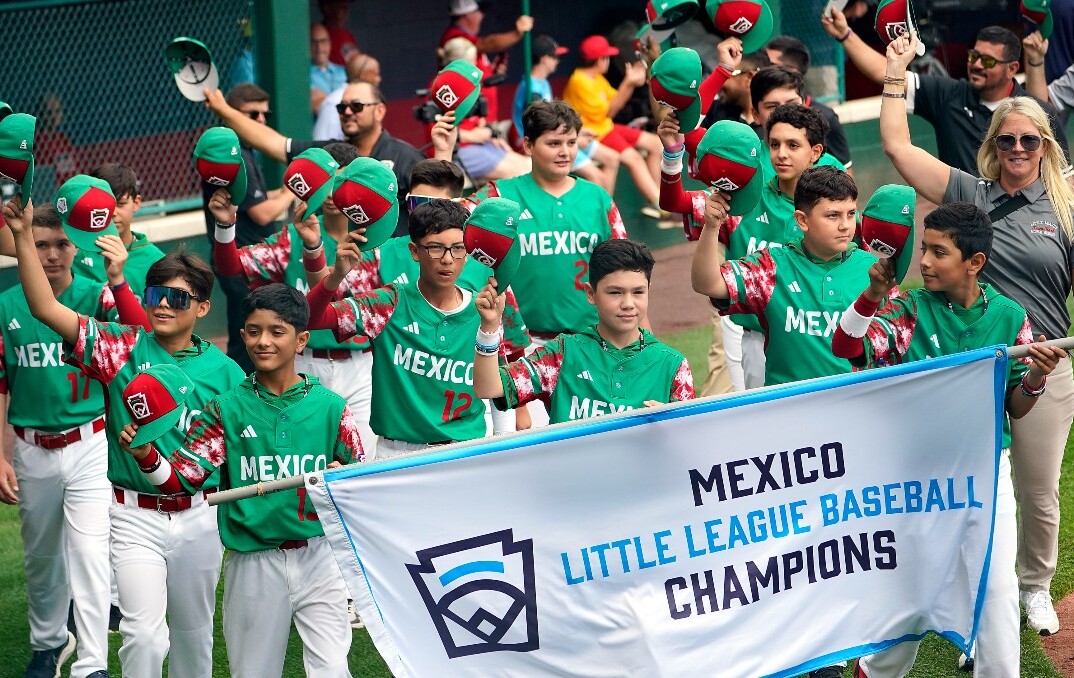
[284,148,339,221]
[123,364,195,448]
[0,112,36,207]
[332,157,399,251]
[165,37,219,102]
[706,0,774,52]
[1021,0,1053,40]
[193,127,248,206]
[431,60,483,125]
[55,175,119,253]
[650,48,703,132]
[861,184,917,284]
[875,0,927,54]
[464,197,523,291]
[694,120,764,216]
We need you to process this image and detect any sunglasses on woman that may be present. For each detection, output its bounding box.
[144,286,202,310]
[967,49,1015,69]
[993,133,1043,152]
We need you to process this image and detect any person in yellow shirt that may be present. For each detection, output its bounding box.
[563,35,662,218]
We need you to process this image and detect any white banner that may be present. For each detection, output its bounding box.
[309,348,1007,677]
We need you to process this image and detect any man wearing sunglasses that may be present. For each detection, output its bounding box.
[821,9,1069,174]
[204,80,431,238]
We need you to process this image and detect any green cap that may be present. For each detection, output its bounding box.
[464,197,522,291]
[636,0,699,42]
[55,175,119,253]
[123,364,195,448]
[650,48,703,132]
[193,127,248,206]
[1021,0,1053,40]
[430,60,483,126]
[332,157,399,251]
[706,0,775,53]
[0,113,35,207]
[694,120,764,216]
[165,37,219,102]
[284,148,340,221]
[861,184,917,284]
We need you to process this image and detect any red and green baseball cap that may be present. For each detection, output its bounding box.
[332,157,399,251]
[636,0,699,43]
[55,175,119,252]
[464,197,522,291]
[694,120,764,216]
[1021,0,1053,40]
[650,47,703,132]
[165,37,219,102]
[193,127,247,206]
[0,113,35,207]
[284,148,340,221]
[706,0,774,53]
[123,364,195,448]
[431,60,483,126]
[861,184,917,284]
[875,0,925,54]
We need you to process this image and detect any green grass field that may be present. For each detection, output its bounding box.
[0,324,1071,677]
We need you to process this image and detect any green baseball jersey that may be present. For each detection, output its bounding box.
[237,224,373,352]
[327,282,485,443]
[861,284,1033,448]
[0,276,116,429]
[73,231,165,298]
[497,326,694,424]
[66,317,245,493]
[719,241,879,386]
[478,175,628,333]
[170,375,362,552]
[370,236,532,358]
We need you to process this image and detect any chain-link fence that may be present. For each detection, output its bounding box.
[0,0,255,213]
[778,0,846,104]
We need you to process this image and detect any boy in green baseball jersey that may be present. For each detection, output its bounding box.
[3,194,244,678]
[0,203,117,678]
[661,103,833,392]
[473,239,694,422]
[73,163,165,298]
[692,165,882,386]
[120,283,363,678]
[832,201,1064,678]
[306,199,487,458]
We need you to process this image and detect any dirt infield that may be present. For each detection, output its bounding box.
[1042,599,1074,676]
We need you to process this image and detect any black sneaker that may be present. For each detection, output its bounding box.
[810,666,844,678]
[108,604,122,634]
[25,632,76,678]
[85,672,109,678]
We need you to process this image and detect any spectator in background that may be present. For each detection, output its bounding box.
[35,93,79,200]
[319,0,360,67]
[313,53,383,140]
[202,83,292,372]
[699,46,771,128]
[563,36,663,218]
[310,23,348,114]
[441,0,534,139]
[436,36,530,183]
[766,35,853,170]
[512,35,619,193]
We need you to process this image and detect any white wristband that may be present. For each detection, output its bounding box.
[661,157,684,175]
[214,224,236,244]
[476,328,501,345]
[838,304,874,338]
[144,455,174,486]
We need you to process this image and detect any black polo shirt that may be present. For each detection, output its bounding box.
[201,145,282,249]
[288,129,424,236]
[910,74,1070,174]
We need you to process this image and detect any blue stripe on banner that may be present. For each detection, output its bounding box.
[437,560,506,586]
[323,345,1007,484]
[767,630,971,677]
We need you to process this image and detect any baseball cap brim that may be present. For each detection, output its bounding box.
[129,407,184,448]
[893,218,917,283]
[64,219,120,254]
[228,163,248,206]
[490,238,521,291]
[635,23,677,44]
[1041,12,1054,40]
[166,38,219,102]
[0,102,11,123]
[174,62,218,102]
[726,170,764,217]
[453,88,482,126]
[19,157,33,208]
[358,201,398,251]
[738,1,775,53]
[674,97,702,134]
[300,179,332,221]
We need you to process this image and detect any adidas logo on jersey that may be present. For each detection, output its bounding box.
[577,370,593,381]
[403,322,420,335]
[81,256,95,267]
[240,425,258,438]
[137,362,152,372]
[787,281,802,293]
[393,273,410,285]
[755,213,769,224]
[7,318,20,330]
[519,209,534,220]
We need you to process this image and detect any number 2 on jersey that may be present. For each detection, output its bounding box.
[574,260,588,291]
[66,372,91,402]
[442,389,473,421]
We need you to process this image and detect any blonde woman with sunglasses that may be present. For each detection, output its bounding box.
[879,30,1074,666]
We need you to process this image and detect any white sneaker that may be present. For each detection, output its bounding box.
[347,600,365,629]
[1021,589,1060,635]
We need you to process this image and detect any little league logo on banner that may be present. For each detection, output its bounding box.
[309,348,1007,677]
